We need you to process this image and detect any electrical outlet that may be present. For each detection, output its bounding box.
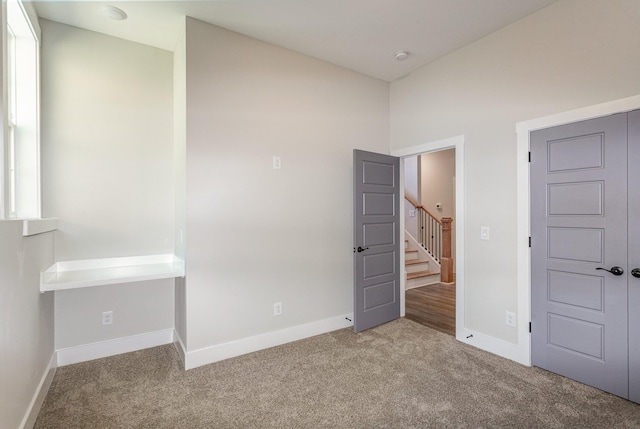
[102,311,113,326]
[505,311,516,327]
[480,226,490,241]
[272,156,281,170]
[273,302,282,316]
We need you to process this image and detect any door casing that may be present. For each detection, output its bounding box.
[391,135,465,341]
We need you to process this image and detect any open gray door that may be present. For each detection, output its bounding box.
[353,149,401,333]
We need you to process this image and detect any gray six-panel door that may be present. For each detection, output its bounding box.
[353,149,400,333]
[531,113,629,398]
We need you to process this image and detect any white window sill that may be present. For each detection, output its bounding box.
[22,217,59,236]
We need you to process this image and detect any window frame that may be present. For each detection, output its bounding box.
[3,0,41,219]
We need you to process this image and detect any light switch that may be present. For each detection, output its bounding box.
[409,210,416,217]
[480,226,490,241]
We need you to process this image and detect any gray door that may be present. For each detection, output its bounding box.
[353,149,400,333]
[531,113,629,398]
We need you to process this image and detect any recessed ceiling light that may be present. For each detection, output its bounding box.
[100,5,128,21]
[394,51,409,61]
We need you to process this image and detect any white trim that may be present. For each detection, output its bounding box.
[516,94,640,367]
[457,328,523,363]
[399,158,406,317]
[20,353,56,429]
[173,329,187,367]
[391,135,465,345]
[56,328,175,367]
[184,314,353,370]
[392,135,464,158]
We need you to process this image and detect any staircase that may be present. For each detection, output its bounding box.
[405,236,440,289]
[404,194,454,285]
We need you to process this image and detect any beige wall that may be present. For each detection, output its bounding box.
[420,149,455,270]
[0,222,55,428]
[390,0,640,343]
[403,156,419,239]
[420,150,455,222]
[184,19,389,352]
[39,20,175,349]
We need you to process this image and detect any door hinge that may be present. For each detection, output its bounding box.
[528,237,531,247]
[528,151,531,162]
[529,322,532,333]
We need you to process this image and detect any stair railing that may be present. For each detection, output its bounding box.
[405,195,454,283]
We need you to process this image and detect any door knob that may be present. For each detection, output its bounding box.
[596,266,624,276]
[356,246,369,253]
[632,268,640,278]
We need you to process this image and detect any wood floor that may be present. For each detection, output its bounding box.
[405,283,455,336]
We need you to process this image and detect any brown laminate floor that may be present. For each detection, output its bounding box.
[405,282,455,336]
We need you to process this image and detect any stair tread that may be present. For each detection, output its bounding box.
[405,259,429,265]
[407,270,439,280]
[405,249,418,253]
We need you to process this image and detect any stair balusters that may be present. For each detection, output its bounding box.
[406,195,454,283]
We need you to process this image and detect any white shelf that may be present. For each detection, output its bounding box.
[40,254,185,292]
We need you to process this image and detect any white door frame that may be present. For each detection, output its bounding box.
[516,95,640,366]
[391,135,466,342]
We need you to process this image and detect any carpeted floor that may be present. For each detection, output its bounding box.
[35,318,640,428]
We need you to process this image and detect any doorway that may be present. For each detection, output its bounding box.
[404,149,456,336]
[391,136,465,341]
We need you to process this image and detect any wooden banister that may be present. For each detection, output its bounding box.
[404,194,421,209]
[440,217,454,283]
[404,195,441,225]
[405,194,454,283]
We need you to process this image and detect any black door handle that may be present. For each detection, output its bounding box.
[596,266,624,276]
[632,268,640,278]
[357,246,369,253]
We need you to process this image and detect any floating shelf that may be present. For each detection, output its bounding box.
[40,254,185,293]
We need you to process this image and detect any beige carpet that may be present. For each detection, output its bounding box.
[36,318,640,428]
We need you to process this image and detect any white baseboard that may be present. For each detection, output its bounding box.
[457,328,528,366]
[184,314,353,370]
[56,329,175,367]
[20,353,56,429]
[173,330,187,368]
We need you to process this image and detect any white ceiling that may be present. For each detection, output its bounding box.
[32,0,557,82]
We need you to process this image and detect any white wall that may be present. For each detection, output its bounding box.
[403,156,419,239]
[0,222,55,428]
[39,20,175,350]
[183,19,389,358]
[390,0,640,345]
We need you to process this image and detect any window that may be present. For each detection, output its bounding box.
[4,0,40,218]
